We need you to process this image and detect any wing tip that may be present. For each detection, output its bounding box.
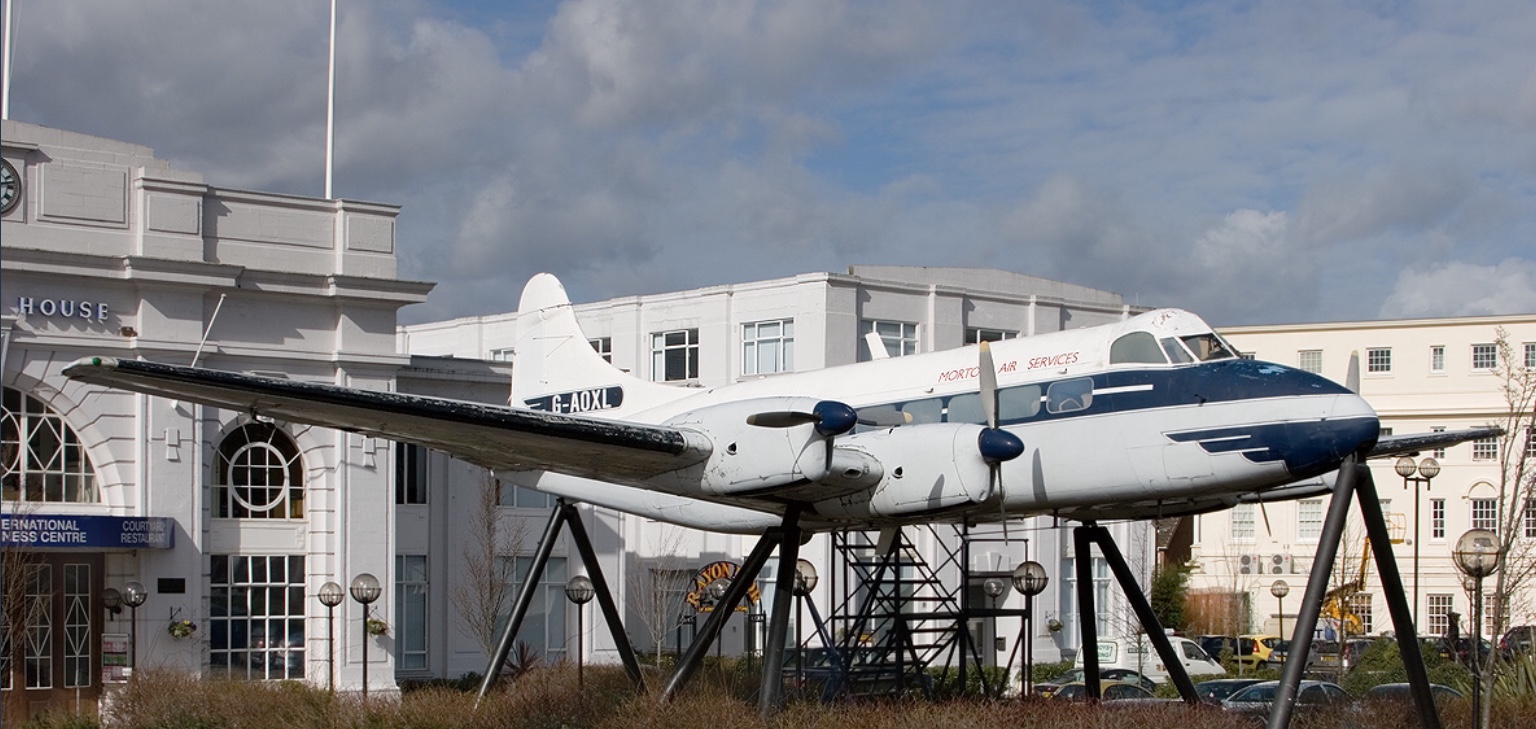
[63,355,119,376]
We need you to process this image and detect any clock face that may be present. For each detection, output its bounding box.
[1,159,19,215]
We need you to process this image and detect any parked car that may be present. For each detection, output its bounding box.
[1235,634,1281,669]
[1199,635,1237,662]
[1034,667,1155,698]
[1362,682,1464,707]
[782,646,931,699]
[1194,678,1265,704]
[1501,625,1536,659]
[1221,679,1351,715]
[1072,636,1226,683]
[1050,681,1157,701]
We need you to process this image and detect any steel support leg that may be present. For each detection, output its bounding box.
[563,501,647,692]
[477,503,567,702]
[662,526,782,701]
[1267,456,1360,729]
[1355,467,1442,729]
[758,506,802,716]
[1073,525,1101,701]
[1086,524,1200,704]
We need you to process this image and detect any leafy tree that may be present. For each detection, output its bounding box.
[1151,559,1194,632]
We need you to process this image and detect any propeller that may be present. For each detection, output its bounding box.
[977,342,1025,539]
[746,400,859,437]
[1345,350,1361,394]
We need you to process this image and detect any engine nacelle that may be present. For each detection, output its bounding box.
[813,423,999,520]
[659,397,870,497]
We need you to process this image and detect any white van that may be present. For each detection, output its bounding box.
[1073,635,1226,684]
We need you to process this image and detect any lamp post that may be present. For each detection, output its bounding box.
[1011,561,1048,696]
[1395,456,1439,624]
[1453,529,1500,729]
[793,558,818,693]
[1271,580,1290,642]
[349,573,381,698]
[318,581,345,693]
[122,581,147,676]
[707,578,730,661]
[565,575,595,687]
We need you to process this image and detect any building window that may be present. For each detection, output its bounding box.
[1525,342,1535,370]
[63,564,91,689]
[742,319,794,375]
[1471,498,1498,531]
[1297,499,1323,542]
[1231,503,1255,542]
[503,483,557,509]
[1527,426,1536,459]
[589,337,612,363]
[1430,346,1445,373]
[500,555,568,661]
[489,347,515,362]
[1525,500,1536,539]
[215,422,304,519]
[1472,343,1498,371]
[1431,498,1446,540]
[1427,594,1453,636]
[1485,594,1503,637]
[209,554,306,680]
[396,555,429,671]
[1472,436,1498,461]
[1297,350,1322,374]
[859,320,918,361]
[2,387,100,503]
[966,328,1015,344]
[651,329,699,382]
[1348,594,1373,634]
[1366,348,1392,373]
[1432,426,1447,459]
[396,443,427,505]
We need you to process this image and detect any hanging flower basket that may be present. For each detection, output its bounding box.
[366,618,389,636]
[168,619,198,639]
[1046,617,1064,633]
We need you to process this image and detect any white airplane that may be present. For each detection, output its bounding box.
[62,273,1475,533]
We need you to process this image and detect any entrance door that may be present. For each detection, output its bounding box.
[2,552,105,720]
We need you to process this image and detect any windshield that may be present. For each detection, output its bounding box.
[1180,333,1240,362]
[1231,683,1277,702]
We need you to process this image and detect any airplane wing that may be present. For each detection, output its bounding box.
[61,357,709,481]
[1367,426,1503,460]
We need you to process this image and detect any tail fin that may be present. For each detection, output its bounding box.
[510,274,686,415]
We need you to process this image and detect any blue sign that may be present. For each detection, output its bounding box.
[0,514,175,549]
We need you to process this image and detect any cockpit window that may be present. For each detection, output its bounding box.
[1109,332,1167,365]
[1160,338,1194,363]
[1179,334,1239,362]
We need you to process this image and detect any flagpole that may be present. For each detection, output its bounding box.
[325,0,336,198]
[3,0,15,120]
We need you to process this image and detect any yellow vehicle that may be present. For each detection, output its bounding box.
[1235,634,1281,669]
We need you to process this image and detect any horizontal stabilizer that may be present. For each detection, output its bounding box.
[62,357,710,481]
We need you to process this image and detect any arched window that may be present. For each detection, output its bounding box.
[215,422,303,519]
[2,387,99,503]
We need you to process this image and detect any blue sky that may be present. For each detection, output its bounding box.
[6,0,1534,325]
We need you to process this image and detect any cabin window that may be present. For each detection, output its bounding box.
[1179,334,1239,361]
[1045,378,1094,414]
[946,393,984,423]
[901,398,943,424]
[1109,332,1166,365]
[999,385,1042,420]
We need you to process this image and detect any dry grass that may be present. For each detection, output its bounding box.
[18,666,1536,729]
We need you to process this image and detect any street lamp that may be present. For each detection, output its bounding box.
[1395,456,1439,624]
[1012,561,1048,696]
[122,581,147,676]
[349,573,382,698]
[318,581,345,693]
[707,578,730,660]
[1453,528,1500,729]
[793,559,818,693]
[565,575,595,687]
[1271,580,1291,642]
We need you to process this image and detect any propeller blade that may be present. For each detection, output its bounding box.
[979,341,999,429]
[1346,350,1360,394]
[746,401,858,437]
[855,408,913,428]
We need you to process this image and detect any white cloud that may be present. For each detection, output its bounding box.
[1379,259,1536,318]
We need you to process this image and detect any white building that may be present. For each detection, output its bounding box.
[1190,316,1536,644]
[1,120,433,717]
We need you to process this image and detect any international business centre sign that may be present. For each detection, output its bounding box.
[1,514,175,549]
